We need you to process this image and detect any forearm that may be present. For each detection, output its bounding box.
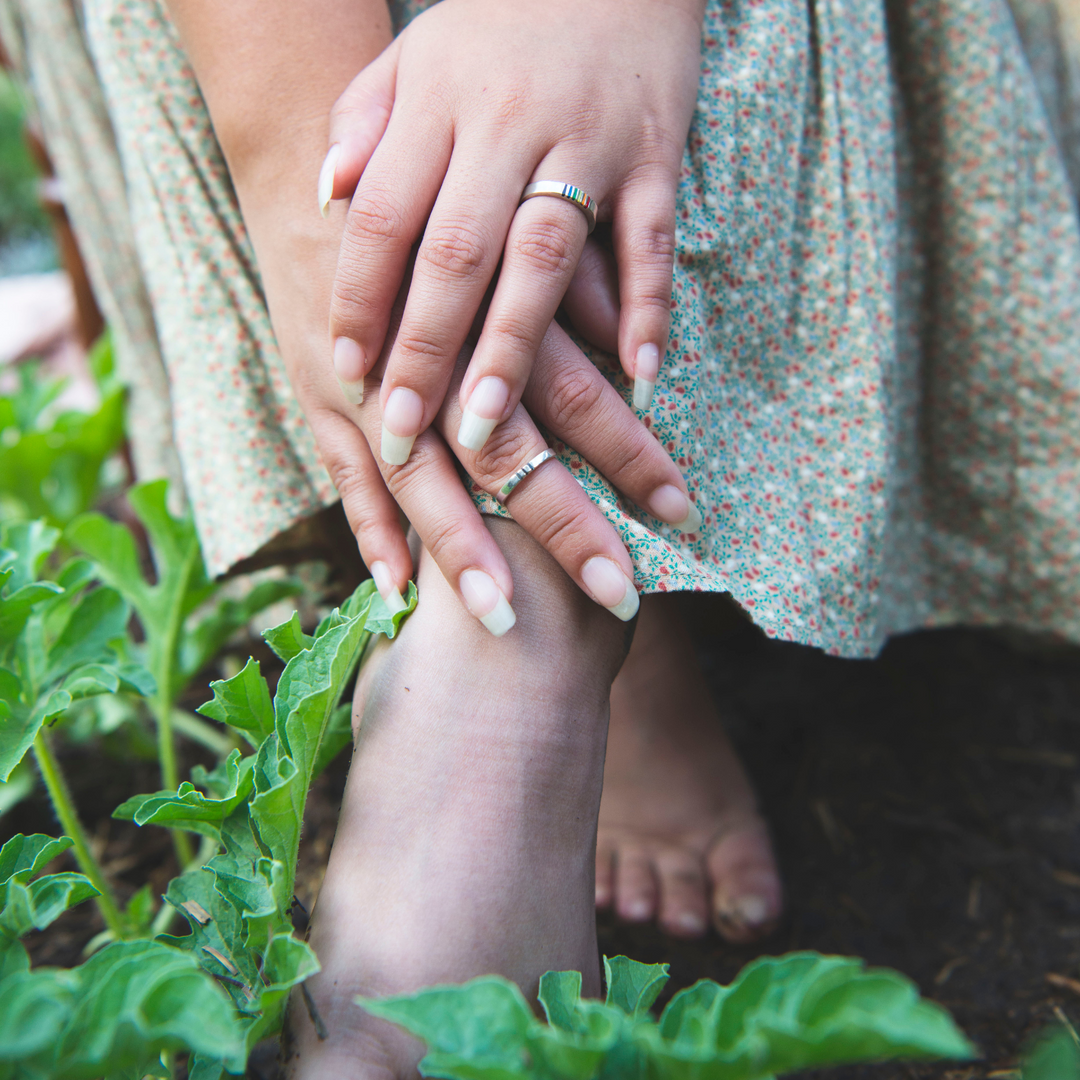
[164,0,392,204]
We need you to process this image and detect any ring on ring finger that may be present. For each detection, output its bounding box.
[495,447,558,507]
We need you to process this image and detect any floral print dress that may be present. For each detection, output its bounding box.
[2,0,1079,658]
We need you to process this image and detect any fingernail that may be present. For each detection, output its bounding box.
[624,899,650,921]
[459,569,516,637]
[457,376,510,452]
[370,561,407,615]
[333,337,365,404]
[648,484,703,533]
[633,343,659,411]
[381,386,423,466]
[318,144,341,218]
[580,557,639,621]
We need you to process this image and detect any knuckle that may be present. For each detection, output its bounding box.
[627,222,677,264]
[420,220,488,281]
[531,500,595,554]
[394,326,450,363]
[344,186,411,247]
[510,223,578,277]
[472,425,537,485]
[419,507,468,568]
[544,367,606,433]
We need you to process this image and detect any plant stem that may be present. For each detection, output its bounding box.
[32,730,126,940]
[152,692,193,868]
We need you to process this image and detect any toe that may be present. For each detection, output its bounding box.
[705,817,783,943]
[614,846,658,923]
[595,839,615,909]
[654,849,708,938]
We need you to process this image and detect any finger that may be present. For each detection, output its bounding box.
[614,846,657,923]
[612,169,677,411]
[525,323,703,534]
[312,405,414,611]
[319,38,400,217]
[561,234,620,354]
[378,149,526,464]
[328,112,452,440]
[654,850,708,939]
[437,361,640,622]
[453,188,589,454]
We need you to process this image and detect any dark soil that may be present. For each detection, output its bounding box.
[8,602,1080,1078]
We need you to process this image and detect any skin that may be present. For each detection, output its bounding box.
[161,6,783,1075]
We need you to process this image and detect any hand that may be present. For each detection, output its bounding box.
[321,0,704,464]
[323,285,703,633]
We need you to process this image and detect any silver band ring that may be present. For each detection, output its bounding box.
[495,448,557,505]
[520,182,597,234]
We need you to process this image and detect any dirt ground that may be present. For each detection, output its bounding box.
[10,598,1080,1078]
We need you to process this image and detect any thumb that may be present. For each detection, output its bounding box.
[318,38,400,217]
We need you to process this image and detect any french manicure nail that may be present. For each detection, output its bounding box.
[459,569,516,637]
[333,337,365,404]
[318,144,341,218]
[381,386,423,466]
[457,376,510,452]
[580,557,639,622]
[648,484,703,533]
[633,342,660,411]
[370,561,408,615]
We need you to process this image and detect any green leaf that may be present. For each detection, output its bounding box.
[197,657,275,747]
[604,956,669,1019]
[0,873,99,938]
[0,967,76,1063]
[361,580,418,638]
[113,749,254,837]
[1023,1026,1080,1080]
[312,702,352,780]
[45,586,129,682]
[47,939,247,1078]
[359,976,535,1080]
[0,833,72,885]
[0,521,59,593]
[262,611,313,664]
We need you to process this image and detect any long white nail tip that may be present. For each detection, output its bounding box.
[318,144,341,218]
[370,562,408,614]
[459,570,516,637]
[478,593,516,637]
[380,428,415,466]
[675,501,703,533]
[609,577,640,622]
[457,410,498,452]
[336,375,364,405]
[633,377,655,411]
[734,895,769,926]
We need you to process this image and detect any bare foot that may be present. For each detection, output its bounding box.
[287,521,630,1079]
[596,594,782,942]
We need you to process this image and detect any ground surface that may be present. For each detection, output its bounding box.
[9,603,1080,1078]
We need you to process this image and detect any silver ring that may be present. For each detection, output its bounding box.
[520,182,597,234]
[495,448,557,505]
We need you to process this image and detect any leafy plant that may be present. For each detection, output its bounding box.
[1023,1023,1080,1080]
[361,953,975,1080]
[69,479,302,865]
[111,578,416,1076]
[0,520,152,937]
[0,337,125,527]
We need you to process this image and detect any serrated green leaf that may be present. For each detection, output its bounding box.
[312,701,353,780]
[197,657,274,747]
[0,833,73,886]
[362,580,418,638]
[262,611,313,664]
[0,873,98,938]
[48,939,247,1078]
[604,956,669,1018]
[359,977,534,1080]
[0,936,29,981]
[0,580,64,649]
[113,749,254,837]
[0,967,76,1062]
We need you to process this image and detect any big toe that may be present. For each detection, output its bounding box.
[705,817,783,944]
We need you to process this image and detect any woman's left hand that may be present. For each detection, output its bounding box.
[321,0,704,464]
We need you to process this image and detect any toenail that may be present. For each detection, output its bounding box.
[676,911,706,933]
[733,895,769,926]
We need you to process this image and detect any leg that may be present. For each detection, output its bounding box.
[288,518,629,1079]
[596,594,782,941]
